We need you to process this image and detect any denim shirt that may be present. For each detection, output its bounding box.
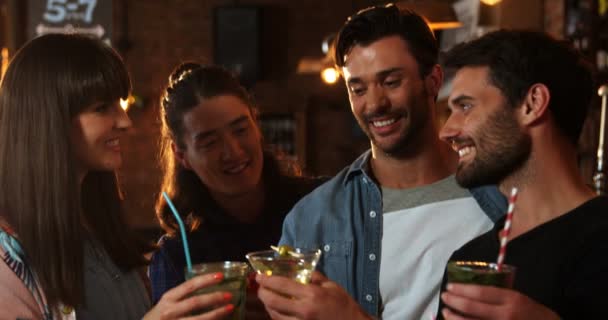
[279,150,506,317]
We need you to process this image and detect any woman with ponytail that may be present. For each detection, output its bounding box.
[150,63,323,316]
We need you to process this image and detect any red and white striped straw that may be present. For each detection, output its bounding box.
[497,187,518,271]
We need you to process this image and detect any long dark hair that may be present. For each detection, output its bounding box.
[157,63,298,236]
[0,34,146,311]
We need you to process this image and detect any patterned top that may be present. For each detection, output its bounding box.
[0,223,75,320]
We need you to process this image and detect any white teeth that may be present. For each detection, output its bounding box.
[226,163,247,174]
[106,139,119,147]
[372,118,396,127]
[458,146,474,158]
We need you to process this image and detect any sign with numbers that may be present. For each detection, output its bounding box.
[27,0,111,42]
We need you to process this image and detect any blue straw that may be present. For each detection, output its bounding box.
[162,192,192,273]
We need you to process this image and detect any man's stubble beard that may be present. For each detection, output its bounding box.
[455,107,531,188]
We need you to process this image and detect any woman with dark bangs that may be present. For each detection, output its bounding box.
[0,34,234,320]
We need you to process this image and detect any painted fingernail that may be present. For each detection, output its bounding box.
[213,272,224,280]
[223,292,232,301]
[225,304,234,312]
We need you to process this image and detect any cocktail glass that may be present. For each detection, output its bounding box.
[185,261,249,320]
[447,261,516,288]
[246,248,322,284]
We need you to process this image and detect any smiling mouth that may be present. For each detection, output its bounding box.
[458,146,474,158]
[371,118,397,128]
[451,140,476,160]
[224,161,249,174]
[106,138,120,148]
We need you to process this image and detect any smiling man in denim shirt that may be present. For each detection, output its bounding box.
[256,4,505,320]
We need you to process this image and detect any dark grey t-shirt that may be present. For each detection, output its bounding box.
[76,241,150,320]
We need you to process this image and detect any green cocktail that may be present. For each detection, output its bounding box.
[246,248,321,284]
[447,261,516,288]
[185,261,249,320]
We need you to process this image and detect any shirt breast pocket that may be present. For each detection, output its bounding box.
[298,240,352,292]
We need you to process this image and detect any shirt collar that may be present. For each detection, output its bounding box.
[343,149,374,186]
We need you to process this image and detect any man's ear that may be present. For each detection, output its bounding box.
[519,83,550,126]
[425,64,444,98]
[171,142,192,170]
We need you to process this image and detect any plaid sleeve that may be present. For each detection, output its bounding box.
[148,237,183,304]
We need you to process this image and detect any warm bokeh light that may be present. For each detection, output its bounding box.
[399,2,462,31]
[1,48,9,80]
[120,95,135,111]
[428,21,462,30]
[321,67,339,84]
[480,0,502,5]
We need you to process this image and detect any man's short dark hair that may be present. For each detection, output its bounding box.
[334,3,439,78]
[444,30,594,145]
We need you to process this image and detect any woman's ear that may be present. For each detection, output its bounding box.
[171,142,191,170]
[519,83,550,126]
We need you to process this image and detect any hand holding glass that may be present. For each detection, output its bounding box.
[447,261,515,288]
[185,261,249,320]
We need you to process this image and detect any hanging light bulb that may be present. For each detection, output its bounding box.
[321,67,339,84]
[480,0,502,5]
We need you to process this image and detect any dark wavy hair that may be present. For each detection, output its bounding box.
[444,30,594,145]
[0,34,147,312]
[334,3,438,78]
[157,63,299,236]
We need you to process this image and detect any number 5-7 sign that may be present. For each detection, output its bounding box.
[44,0,97,24]
[28,0,112,43]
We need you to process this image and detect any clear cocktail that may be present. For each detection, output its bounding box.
[246,248,321,284]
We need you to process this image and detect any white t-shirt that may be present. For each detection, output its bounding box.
[379,175,494,320]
